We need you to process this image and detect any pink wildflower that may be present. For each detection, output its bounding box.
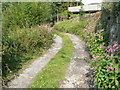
[107,63,114,71]
[106,50,110,53]
[115,47,119,51]
[84,29,87,32]
[110,63,113,66]
[100,46,104,49]
[93,56,99,60]
[106,55,109,58]
[107,68,110,71]
[109,66,113,70]
[113,42,118,48]
[115,68,118,71]
[110,54,113,59]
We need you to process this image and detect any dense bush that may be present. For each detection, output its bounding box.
[69,14,79,19]
[2,25,53,84]
[2,2,54,84]
[54,13,120,88]
[2,2,53,30]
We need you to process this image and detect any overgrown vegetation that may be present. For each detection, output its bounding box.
[2,1,120,88]
[30,32,74,88]
[2,1,83,86]
[82,17,120,88]
[54,19,88,35]
[2,2,53,85]
[2,26,53,83]
[69,14,79,19]
[54,11,120,88]
[2,2,53,30]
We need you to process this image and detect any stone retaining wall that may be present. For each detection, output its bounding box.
[101,2,120,45]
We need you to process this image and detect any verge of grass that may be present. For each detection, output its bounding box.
[29,32,74,88]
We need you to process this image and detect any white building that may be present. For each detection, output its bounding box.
[68,3,102,12]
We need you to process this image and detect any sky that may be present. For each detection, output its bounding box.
[82,0,102,5]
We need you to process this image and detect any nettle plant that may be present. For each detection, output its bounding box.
[82,20,120,88]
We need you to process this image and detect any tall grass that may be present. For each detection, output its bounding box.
[54,20,88,35]
[2,2,54,85]
[2,25,53,85]
[2,2,52,30]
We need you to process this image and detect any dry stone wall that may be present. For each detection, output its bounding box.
[101,2,120,45]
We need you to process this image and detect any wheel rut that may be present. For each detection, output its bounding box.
[8,33,90,88]
[59,33,90,88]
[8,35,63,88]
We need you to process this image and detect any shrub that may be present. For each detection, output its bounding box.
[2,2,53,30]
[2,2,54,84]
[2,25,53,84]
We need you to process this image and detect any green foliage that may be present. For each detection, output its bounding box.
[54,13,120,88]
[2,2,53,30]
[69,14,79,19]
[58,10,68,17]
[2,2,54,84]
[30,32,74,88]
[83,22,120,88]
[54,20,88,35]
[2,26,53,83]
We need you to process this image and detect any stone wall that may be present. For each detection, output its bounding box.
[110,11,120,45]
[101,2,120,45]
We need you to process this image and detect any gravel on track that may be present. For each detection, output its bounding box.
[8,35,63,88]
[59,33,90,88]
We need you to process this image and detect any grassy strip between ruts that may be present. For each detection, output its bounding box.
[29,32,74,88]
